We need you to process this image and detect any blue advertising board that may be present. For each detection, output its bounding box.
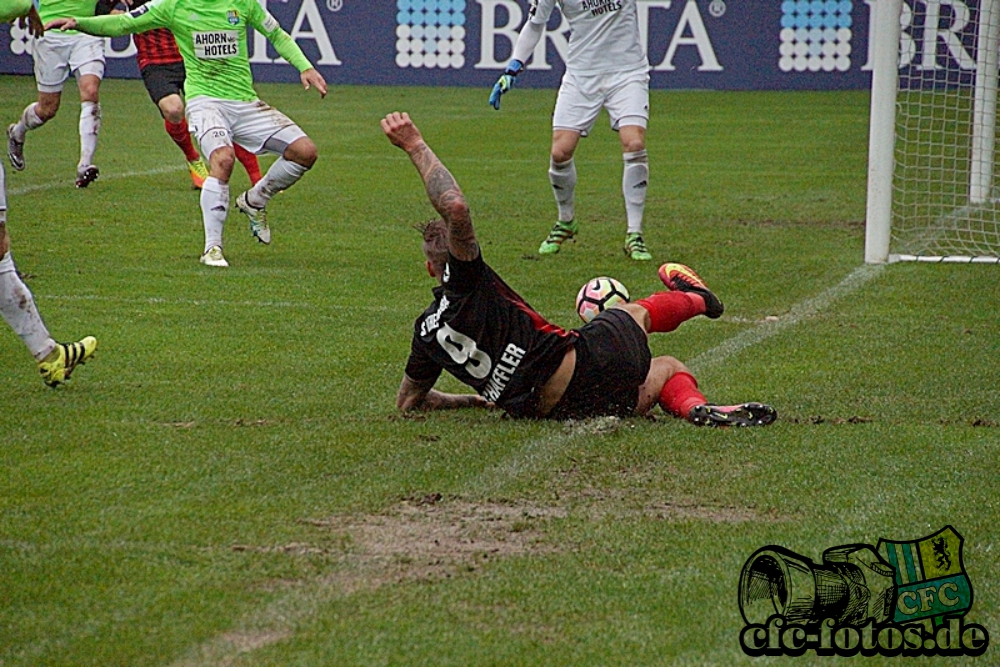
[0,1,985,91]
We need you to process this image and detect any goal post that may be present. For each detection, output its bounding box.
[865,0,1000,264]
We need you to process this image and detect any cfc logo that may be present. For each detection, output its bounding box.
[738,526,990,657]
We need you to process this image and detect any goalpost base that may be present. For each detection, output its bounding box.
[890,254,1000,264]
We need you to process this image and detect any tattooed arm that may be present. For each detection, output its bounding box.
[380,112,479,262]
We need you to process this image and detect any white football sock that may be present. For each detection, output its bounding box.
[0,252,55,360]
[200,177,229,252]
[78,101,101,168]
[622,150,648,234]
[13,103,44,141]
[247,158,308,208]
[548,157,576,223]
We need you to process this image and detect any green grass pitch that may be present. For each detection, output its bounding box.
[1,75,997,666]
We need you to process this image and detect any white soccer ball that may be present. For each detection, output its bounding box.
[575,276,630,324]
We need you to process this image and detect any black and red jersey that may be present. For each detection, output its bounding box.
[95,0,182,70]
[134,28,182,70]
[405,253,577,417]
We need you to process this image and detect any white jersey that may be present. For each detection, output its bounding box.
[527,0,648,75]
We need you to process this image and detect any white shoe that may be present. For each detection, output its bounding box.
[200,245,229,267]
[236,191,270,245]
[7,123,24,171]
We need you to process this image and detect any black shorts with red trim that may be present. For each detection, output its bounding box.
[548,308,651,420]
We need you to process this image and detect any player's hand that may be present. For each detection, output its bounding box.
[381,112,423,153]
[44,17,78,31]
[488,59,523,110]
[18,7,44,38]
[301,68,327,98]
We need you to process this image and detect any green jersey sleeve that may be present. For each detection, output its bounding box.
[0,0,32,24]
[76,5,164,37]
[75,2,164,37]
[245,1,311,73]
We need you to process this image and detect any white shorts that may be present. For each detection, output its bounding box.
[186,96,306,159]
[32,32,105,93]
[552,67,650,136]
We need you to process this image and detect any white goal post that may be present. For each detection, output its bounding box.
[866,0,1000,264]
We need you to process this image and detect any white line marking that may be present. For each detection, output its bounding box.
[8,165,184,196]
[686,264,884,373]
[36,293,310,309]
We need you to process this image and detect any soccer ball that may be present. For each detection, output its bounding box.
[575,276,630,323]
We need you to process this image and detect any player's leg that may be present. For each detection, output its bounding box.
[142,63,207,188]
[75,73,101,187]
[252,132,317,201]
[70,35,105,188]
[636,356,775,426]
[607,262,721,336]
[539,73,600,255]
[0,168,96,385]
[8,92,59,172]
[187,98,236,266]
[232,103,315,245]
[607,70,651,260]
[8,34,70,171]
[608,263,725,337]
[233,143,262,185]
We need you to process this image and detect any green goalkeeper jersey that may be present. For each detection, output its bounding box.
[74,0,313,102]
[0,0,32,23]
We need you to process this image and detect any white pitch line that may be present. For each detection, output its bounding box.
[686,263,884,373]
[36,293,310,310]
[7,164,183,196]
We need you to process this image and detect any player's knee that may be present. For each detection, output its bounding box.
[615,302,651,332]
[622,140,646,155]
[208,147,236,176]
[648,356,688,385]
[0,224,9,257]
[36,98,60,121]
[158,96,185,123]
[551,146,575,164]
[78,78,100,103]
[285,137,317,168]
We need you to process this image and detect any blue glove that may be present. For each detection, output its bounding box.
[489,59,524,110]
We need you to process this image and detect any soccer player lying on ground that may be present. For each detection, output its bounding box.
[46,0,327,268]
[1,0,97,387]
[94,0,262,190]
[382,112,776,426]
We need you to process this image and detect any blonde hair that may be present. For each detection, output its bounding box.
[415,219,448,275]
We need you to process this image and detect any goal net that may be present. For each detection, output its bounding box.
[866,0,1000,263]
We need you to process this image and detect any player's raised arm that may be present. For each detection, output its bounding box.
[381,112,478,262]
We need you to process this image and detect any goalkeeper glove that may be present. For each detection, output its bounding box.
[489,59,524,110]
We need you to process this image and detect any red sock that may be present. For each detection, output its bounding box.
[635,291,704,333]
[164,119,200,162]
[234,144,262,185]
[659,372,707,419]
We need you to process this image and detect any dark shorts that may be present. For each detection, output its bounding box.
[548,308,652,420]
[140,62,185,106]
